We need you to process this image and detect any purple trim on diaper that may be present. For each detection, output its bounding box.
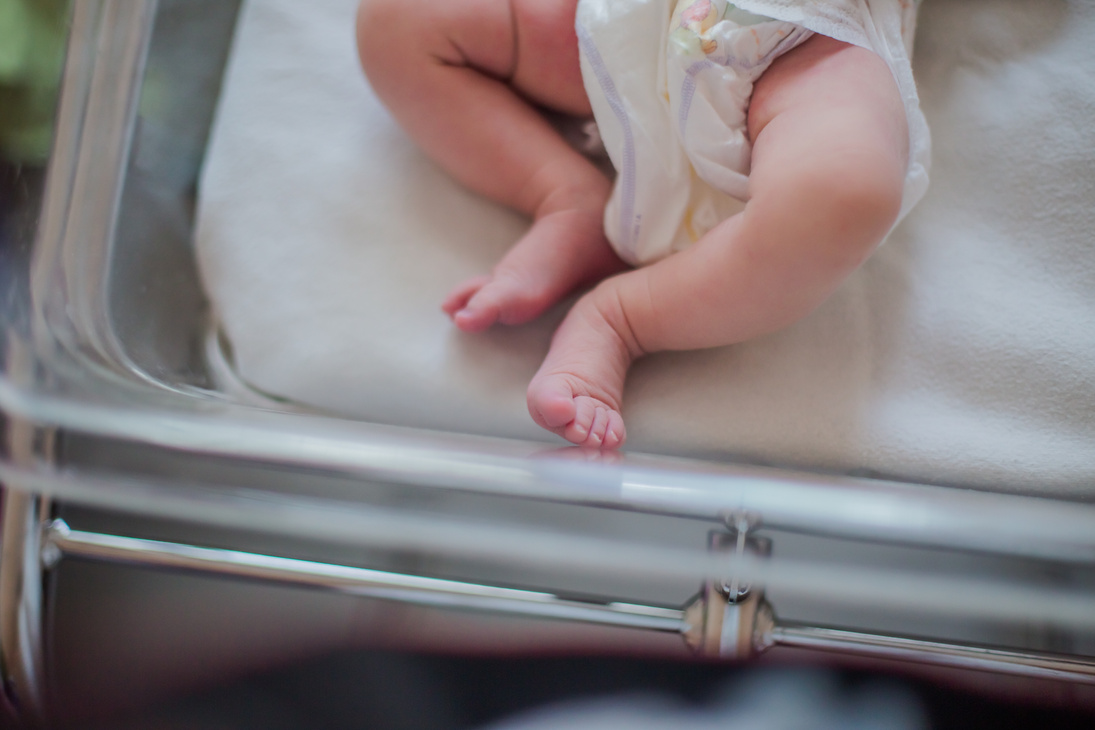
[576,22,638,253]
[678,59,713,144]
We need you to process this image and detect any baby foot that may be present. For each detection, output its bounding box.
[527,289,639,450]
[528,379,627,449]
[442,208,626,332]
[441,271,547,333]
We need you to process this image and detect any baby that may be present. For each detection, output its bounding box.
[357,0,920,450]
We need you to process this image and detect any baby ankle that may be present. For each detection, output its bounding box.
[586,283,647,362]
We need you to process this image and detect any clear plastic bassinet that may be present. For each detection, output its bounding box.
[1,0,1094,725]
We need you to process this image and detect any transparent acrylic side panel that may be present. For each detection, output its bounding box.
[108,0,243,387]
[0,0,67,376]
[0,0,239,399]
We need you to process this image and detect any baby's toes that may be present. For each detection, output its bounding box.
[602,409,626,450]
[446,273,552,331]
[442,275,490,316]
[527,376,579,431]
[584,405,625,450]
[562,397,595,444]
[564,398,625,450]
[452,283,507,332]
[587,406,613,448]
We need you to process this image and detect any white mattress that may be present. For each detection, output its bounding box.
[196,0,1095,496]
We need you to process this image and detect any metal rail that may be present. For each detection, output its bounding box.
[44,521,685,634]
[5,379,1095,566]
[41,520,1095,685]
[769,625,1095,684]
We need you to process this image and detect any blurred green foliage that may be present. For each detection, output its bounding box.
[0,0,69,164]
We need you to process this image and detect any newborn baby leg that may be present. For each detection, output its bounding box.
[356,0,625,333]
[528,35,910,448]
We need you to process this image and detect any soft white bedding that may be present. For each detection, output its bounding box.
[196,0,1095,496]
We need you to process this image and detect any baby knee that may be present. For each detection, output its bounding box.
[827,155,905,248]
[784,149,905,257]
[747,152,905,275]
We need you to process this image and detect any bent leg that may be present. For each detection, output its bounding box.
[356,0,625,331]
[528,35,910,447]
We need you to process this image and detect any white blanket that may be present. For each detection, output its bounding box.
[196,0,1095,497]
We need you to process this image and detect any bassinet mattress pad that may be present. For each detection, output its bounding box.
[196,0,1095,496]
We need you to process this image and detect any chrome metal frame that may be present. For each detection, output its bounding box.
[0,491,48,725]
[41,520,1095,685]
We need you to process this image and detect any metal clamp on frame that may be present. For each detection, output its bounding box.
[683,511,771,659]
[681,513,1095,684]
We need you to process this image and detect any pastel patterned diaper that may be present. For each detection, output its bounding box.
[576,0,930,266]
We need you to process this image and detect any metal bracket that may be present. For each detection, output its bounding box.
[681,521,1095,685]
[716,511,764,603]
[682,518,771,659]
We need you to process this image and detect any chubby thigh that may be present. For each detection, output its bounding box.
[510,0,590,114]
[404,0,591,116]
[359,0,588,111]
